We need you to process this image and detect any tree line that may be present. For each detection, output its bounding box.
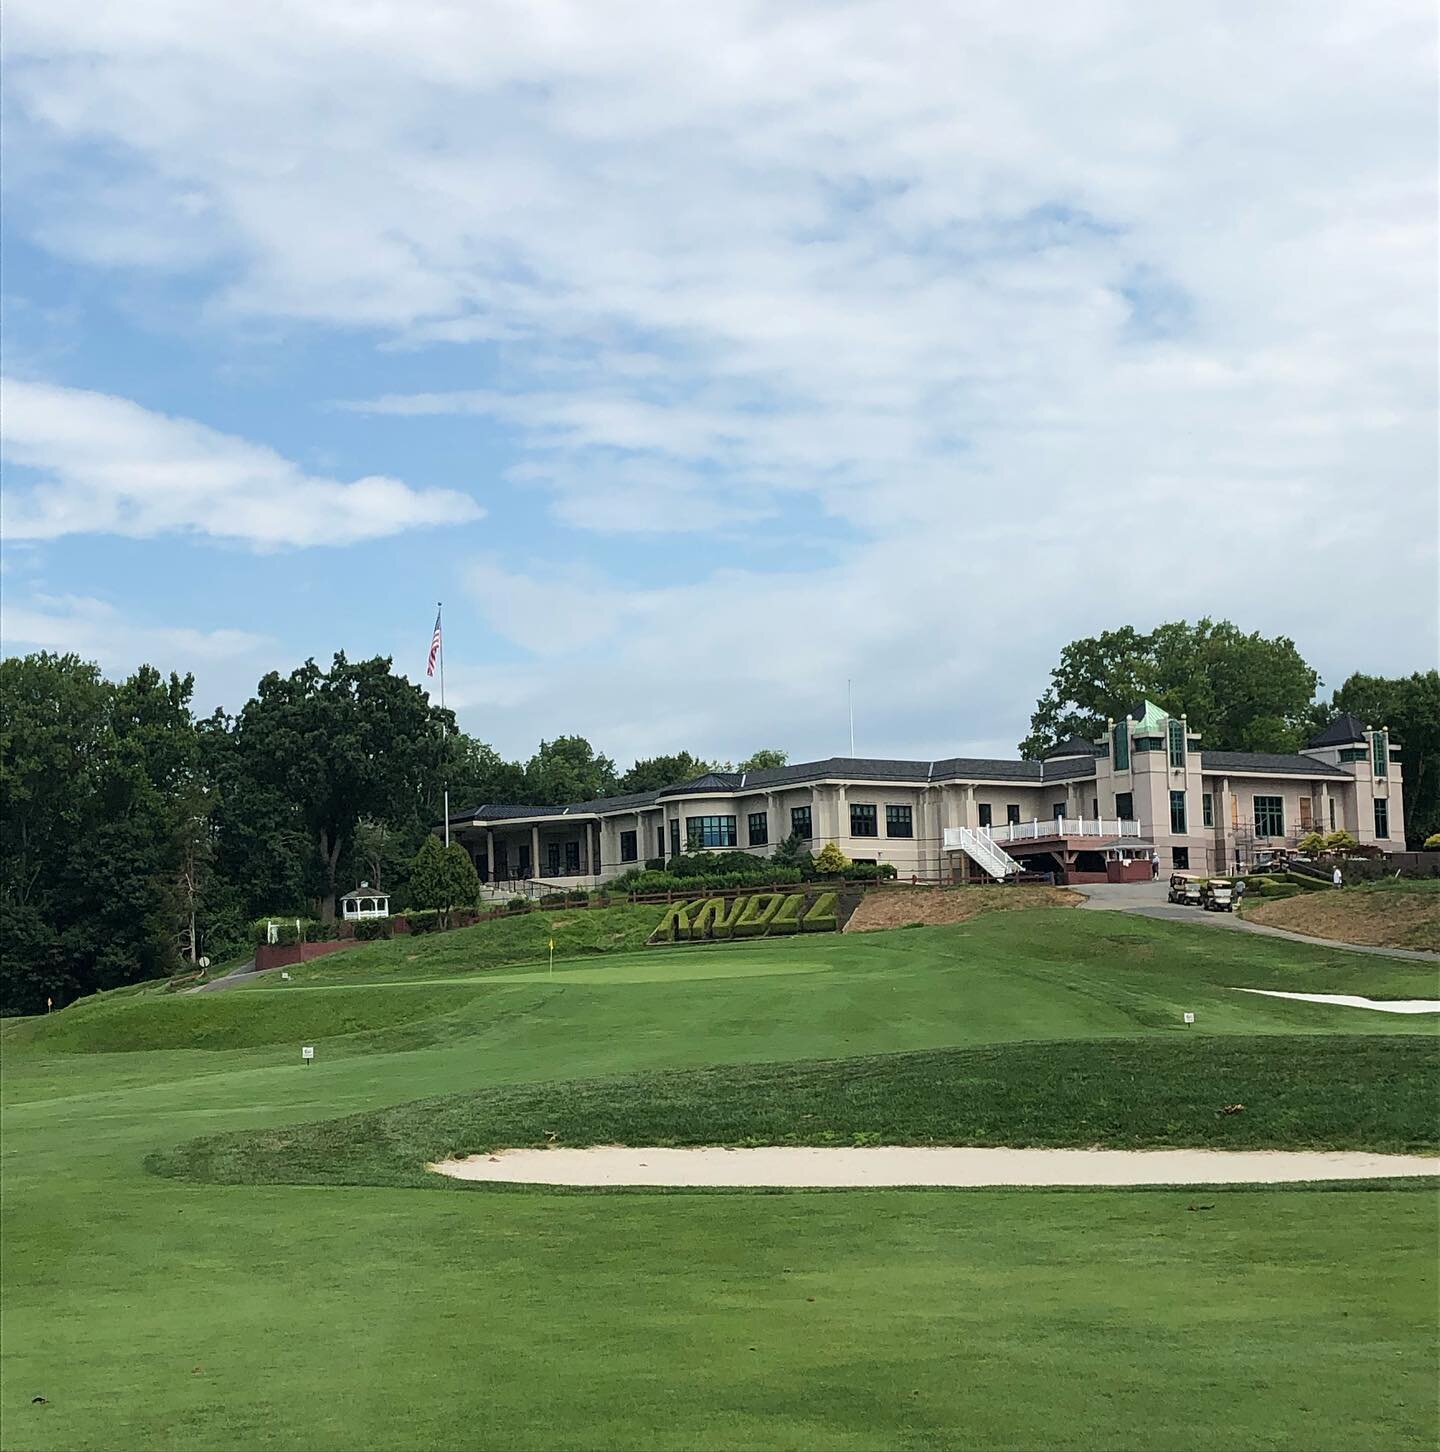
[1,620,1435,1013]
[0,650,785,1014]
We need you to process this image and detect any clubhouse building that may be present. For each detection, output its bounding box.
[445,704,1404,888]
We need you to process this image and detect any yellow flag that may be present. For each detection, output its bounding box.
[548,939,555,951]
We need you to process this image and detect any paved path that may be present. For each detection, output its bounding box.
[1074,882,1439,961]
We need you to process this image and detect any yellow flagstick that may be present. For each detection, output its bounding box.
[549,938,555,976]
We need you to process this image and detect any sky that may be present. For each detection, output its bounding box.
[2,1,1437,767]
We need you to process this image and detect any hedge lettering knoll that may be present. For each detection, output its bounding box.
[649,890,839,944]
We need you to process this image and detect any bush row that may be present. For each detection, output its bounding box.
[648,891,841,944]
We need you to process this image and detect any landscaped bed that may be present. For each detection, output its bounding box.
[1242,879,1440,952]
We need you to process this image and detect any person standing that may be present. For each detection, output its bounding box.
[1332,864,1343,888]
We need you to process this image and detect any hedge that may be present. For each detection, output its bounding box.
[353,916,394,941]
[711,896,748,940]
[405,909,442,935]
[802,891,839,932]
[768,893,806,936]
[733,893,785,939]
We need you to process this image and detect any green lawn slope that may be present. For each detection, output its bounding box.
[4,907,1438,1452]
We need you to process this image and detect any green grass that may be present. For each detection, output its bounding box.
[151,1035,1440,1188]
[3,905,1438,1450]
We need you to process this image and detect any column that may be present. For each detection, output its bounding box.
[486,828,495,883]
[531,825,541,879]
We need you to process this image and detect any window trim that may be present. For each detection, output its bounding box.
[1372,730,1388,778]
[884,803,913,838]
[747,811,769,847]
[850,802,879,838]
[1006,804,1021,826]
[1202,793,1214,828]
[1253,794,1284,839]
[1169,789,1187,835]
[1115,792,1134,821]
[619,830,638,863]
[790,805,812,841]
[1112,722,1130,771]
[686,815,738,849]
[977,803,993,829]
[1168,718,1185,769]
[1373,798,1389,838]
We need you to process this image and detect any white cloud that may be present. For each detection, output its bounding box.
[1,593,268,663]
[2,1,1436,756]
[0,378,483,548]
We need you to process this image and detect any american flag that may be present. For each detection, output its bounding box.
[426,609,442,678]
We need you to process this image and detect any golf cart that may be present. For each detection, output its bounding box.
[1168,871,1203,906]
[1201,877,1235,912]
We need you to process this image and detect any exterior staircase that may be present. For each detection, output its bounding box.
[942,827,1023,881]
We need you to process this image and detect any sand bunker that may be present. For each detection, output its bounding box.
[428,1145,1437,1188]
[1233,988,1440,1014]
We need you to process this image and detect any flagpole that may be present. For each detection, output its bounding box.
[438,601,450,849]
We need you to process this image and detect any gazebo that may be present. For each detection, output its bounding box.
[340,882,390,920]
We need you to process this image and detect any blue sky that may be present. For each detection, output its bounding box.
[2,2,1436,767]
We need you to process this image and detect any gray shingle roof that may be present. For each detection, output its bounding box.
[1307,713,1368,747]
[1200,750,1349,778]
[1041,734,1100,761]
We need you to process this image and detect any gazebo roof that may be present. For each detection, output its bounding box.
[341,885,389,900]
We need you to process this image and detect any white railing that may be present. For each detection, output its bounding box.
[942,827,1023,880]
[984,817,1142,843]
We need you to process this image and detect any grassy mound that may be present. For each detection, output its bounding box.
[2,982,516,1054]
[1243,879,1440,952]
[148,1033,1440,1187]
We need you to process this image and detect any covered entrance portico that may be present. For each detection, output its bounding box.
[450,810,607,891]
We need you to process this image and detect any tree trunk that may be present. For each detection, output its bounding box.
[318,827,343,924]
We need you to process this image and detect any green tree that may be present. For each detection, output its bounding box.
[407,836,480,924]
[814,842,850,875]
[0,655,201,1013]
[738,749,788,772]
[445,734,527,807]
[224,654,447,922]
[524,736,617,804]
[1020,619,1320,757]
[1329,670,1440,847]
[615,752,712,793]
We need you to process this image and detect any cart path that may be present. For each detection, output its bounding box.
[1074,882,1439,961]
[430,1144,1440,1188]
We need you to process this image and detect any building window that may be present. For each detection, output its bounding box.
[850,803,878,837]
[1372,730,1388,778]
[885,804,913,838]
[565,840,581,873]
[1112,722,1130,771]
[1115,792,1134,820]
[620,830,638,863]
[748,812,768,847]
[1006,804,1021,826]
[1172,847,1190,870]
[1052,802,1066,821]
[1253,796,1284,838]
[669,819,680,858]
[977,803,993,829]
[1169,790,1187,834]
[1168,719,1185,769]
[1090,798,1099,817]
[686,815,737,849]
[1133,735,1163,754]
[657,827,666,859]
[790,805,812,840]
[547,843,561,875]
[1339,746,1367,763]
[1202,793,1213,827]
[1374,798,1389,838]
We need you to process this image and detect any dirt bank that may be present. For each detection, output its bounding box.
[845,884,1080,932]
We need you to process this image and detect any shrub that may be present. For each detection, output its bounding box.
[405,909,442,935]
[1424,833,1440,851]
[768,893,806,935]
[845,862,898,881]
[1323,829,1359,855]
[645,857,666,871]
[687,898,727,941]
[813,842,850,875]
[711,896,749,940]
[507,897,530,913]
[353,916,393,941]
[733,893,784,939]
[251,916,315,946]
[649,899,700,943]
[802,891,839,933]
[1298,831,1326,858]
[539,893,568,906]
